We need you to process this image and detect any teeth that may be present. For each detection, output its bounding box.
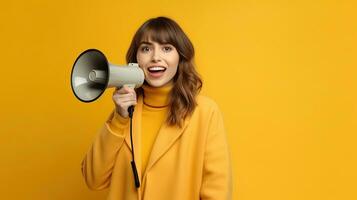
[148,66,166,71]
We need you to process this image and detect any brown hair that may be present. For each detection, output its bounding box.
[126,16,202,127]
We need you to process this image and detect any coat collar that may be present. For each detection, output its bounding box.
[124,95,190,180]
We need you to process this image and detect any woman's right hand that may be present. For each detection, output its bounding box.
[112,86,137,118]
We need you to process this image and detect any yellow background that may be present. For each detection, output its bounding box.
[1,0,356,199]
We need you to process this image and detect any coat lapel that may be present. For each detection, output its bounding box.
[124,94,191,181]
[144,114,190,175]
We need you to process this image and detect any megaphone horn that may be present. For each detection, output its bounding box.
[70,49,144,102]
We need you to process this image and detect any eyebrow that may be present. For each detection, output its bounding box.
[139,41,172,46]
[139,41,153,46]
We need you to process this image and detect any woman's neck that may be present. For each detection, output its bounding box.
[142,82,174,108]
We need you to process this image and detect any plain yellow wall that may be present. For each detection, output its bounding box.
[0,0,356,199]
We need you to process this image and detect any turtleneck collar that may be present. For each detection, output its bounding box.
[142,82,173,108]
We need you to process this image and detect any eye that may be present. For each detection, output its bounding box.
[163,46,173,52]
[140,46,151,52]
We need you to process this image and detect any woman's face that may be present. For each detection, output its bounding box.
[136,38,179,87]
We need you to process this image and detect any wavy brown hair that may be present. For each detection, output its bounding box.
[126,16,202,127]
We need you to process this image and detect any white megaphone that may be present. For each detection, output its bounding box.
[70,49,144,102]
[71,49,143,188]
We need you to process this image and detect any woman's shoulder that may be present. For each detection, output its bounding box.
[195,95,221,114]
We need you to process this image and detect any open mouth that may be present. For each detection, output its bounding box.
[147,66,166,73]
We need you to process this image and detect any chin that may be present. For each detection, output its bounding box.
[146,79,167,88]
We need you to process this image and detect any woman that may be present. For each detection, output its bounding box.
[81,16,232,200]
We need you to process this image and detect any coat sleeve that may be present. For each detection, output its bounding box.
[81,111,129,190]
[200,104,232,200]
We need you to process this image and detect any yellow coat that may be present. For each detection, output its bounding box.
[81,95,232,200]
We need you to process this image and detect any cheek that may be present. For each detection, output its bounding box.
[173,52,180,67]
[168,57,179,77]
[136,53,146,66]
[168,52,180,67]
[167,65,178,77]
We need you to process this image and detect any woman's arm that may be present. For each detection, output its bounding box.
[81,111,129,190]
[200,105,232,200]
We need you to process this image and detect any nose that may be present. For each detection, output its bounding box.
[151,49,162,62]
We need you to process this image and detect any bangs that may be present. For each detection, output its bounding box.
[137,23,177,46]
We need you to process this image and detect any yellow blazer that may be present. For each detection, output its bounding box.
[81,95,232,200]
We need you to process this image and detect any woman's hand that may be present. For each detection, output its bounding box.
[112,86,137,118]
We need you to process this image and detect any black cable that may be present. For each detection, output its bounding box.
[128,105,140,188]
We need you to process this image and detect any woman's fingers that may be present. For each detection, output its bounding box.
[115,86,135,94]
[113,93,134,99]
[112,86,137,118]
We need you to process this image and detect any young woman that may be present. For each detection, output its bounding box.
[81,16,232,200]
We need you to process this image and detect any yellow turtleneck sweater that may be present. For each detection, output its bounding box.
[141,82,172,173]
[109,82,173,174]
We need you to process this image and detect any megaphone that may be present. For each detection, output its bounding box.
[70,49,144,102]
[71,49,143,188]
